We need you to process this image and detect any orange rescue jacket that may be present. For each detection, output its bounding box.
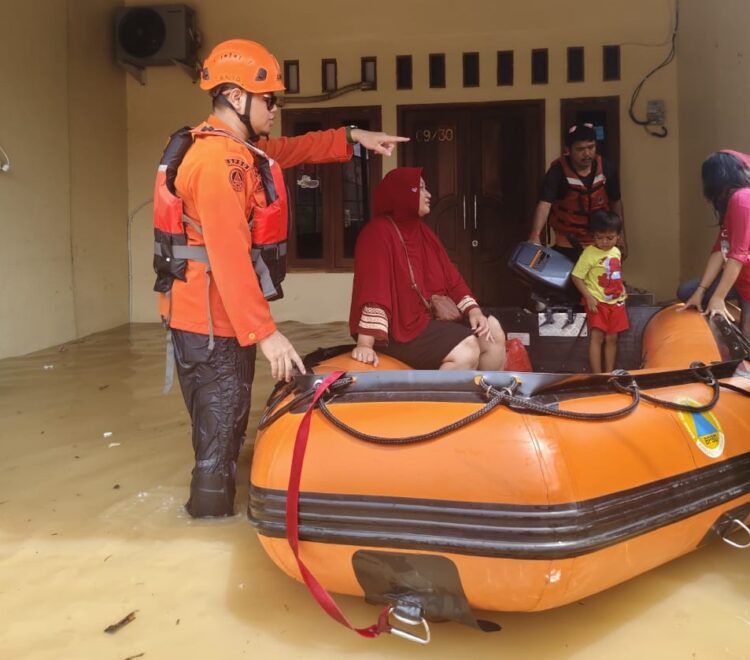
[155,115,352,346]
[154,125,290,302]
[548,154,609,247]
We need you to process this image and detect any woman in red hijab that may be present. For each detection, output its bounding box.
[349,167,506,369]
[678,150,750,336]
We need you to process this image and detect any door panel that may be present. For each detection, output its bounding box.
[340,144,371,261]
[282,107,382,270]
[472,110,507,304]
[472,106,542,306]
[400,109,470,277]
[400,102,544,306]
[287,120,327,265]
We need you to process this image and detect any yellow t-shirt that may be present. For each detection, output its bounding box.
[571,245,627,304]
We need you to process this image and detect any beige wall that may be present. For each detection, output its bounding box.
[6,1,735,356]
[128,0,683,325]
[0,1,76,357]
[0,0,128,359]
[678,0,750,283]
[68,0,130,337]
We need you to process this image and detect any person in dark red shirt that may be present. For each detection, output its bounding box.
[349,168,506,370]
[528,123,626,262]
[678,150,750,337]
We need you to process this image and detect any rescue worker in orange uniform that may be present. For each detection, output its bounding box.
[528,123,626,262]
[154,39,407,517]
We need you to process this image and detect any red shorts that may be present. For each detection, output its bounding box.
[586,300,629,334]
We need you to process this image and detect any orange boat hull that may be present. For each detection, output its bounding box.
[249,307,750,613]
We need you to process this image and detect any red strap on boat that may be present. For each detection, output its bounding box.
[286,370,391,638]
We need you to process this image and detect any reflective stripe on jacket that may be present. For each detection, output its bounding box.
[548,154,609,246]
[155,115,351,346]
[153,125,288,302]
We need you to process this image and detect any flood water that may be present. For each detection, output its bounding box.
[0,322,747,660]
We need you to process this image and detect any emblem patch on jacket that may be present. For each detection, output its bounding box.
[228,167,245,192]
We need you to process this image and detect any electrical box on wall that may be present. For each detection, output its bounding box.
[646,100,666,126]
[114,5,200,84]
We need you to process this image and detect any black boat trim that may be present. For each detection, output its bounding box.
[260,359,747,422]
[249,452,750,560]
[709,314,750,362]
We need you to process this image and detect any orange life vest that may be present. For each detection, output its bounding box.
[548,155,609,244]
[152,125,289,302]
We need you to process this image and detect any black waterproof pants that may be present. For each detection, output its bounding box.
[171,329,256,518]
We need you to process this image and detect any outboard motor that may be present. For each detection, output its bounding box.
[508,242,579,302]
[507,241,582,330]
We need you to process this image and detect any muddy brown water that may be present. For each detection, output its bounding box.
[0,323,747,659]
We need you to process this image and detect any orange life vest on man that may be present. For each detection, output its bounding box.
[548,154,609,245]
[152,125,289,304]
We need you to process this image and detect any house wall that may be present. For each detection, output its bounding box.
[678,0,750,284]
[127,0,683,325]
[0,1,76,358]
[68,0,130,338]
[5,1,740,357]
[0,0,128,359]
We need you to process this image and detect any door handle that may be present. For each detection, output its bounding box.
[462,196,466,230]
[473,195,477,230]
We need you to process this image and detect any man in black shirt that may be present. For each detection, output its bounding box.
[528,123,626,262]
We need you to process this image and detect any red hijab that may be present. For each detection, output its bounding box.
[349,167,474,342]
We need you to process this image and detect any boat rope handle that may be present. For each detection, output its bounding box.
[258,376,355,430]
[692,362,750,398]
[717,381,750,397]
[480,376,642,420]
[312,364,746,445]
[318,386,511,445]
[316,375,642,445]
[259,385,316,429]
[285,370,395,640]
[266,362,749,444]
[721,518,750,549]
[609,366,720,413]
[610,362,749,412]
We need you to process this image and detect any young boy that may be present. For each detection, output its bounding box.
[571,210,629,372]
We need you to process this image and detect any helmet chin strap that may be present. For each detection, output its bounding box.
[217,91,260,142]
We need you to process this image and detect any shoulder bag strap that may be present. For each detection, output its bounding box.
[386,216,431,312]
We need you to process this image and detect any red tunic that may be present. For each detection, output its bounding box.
[349,167,477,343]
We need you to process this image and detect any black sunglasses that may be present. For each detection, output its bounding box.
[261,93,283,110]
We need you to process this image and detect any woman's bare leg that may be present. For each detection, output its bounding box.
[441,335,480,370]
[477,315,506,370]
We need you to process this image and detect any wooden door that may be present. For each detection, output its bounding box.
[399,108,470,273]
[282,106,382,270]
[399,102,544,306]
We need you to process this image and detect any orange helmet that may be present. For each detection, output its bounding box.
[200,39,285,94]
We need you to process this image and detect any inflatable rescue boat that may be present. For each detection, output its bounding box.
[249,248,750,641]
[248,305,750,639]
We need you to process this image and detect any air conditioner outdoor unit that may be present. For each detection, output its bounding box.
[115,5,200,82]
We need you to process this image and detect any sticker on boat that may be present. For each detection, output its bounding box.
[675,398,725,458]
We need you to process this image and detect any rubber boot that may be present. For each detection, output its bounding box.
[185,467,236,518]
